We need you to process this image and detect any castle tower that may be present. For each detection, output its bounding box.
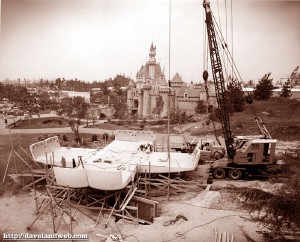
[142,84,151,117]
[137,89,143,118]
[149,43,156,80]
[170,72,185,96]
[129,43,169,119]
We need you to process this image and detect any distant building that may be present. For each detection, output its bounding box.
[61,91,91,103]
[90,88,102,95]
[242,87,300,101]
[127,43,217,118]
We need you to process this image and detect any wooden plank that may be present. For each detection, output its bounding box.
[120,187,137,211]
[22,176,46,190]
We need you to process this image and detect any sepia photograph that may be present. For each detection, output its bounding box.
[0,0,300,241]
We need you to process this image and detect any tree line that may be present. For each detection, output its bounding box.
[194,68,299,116]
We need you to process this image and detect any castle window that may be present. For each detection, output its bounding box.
[184,93,188,98]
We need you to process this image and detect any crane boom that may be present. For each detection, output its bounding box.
[202,0,278,181]
[203,0,233,151]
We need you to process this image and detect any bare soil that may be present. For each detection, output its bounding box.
[0,180,268,242]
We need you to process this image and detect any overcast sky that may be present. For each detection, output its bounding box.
[0,0,299,83]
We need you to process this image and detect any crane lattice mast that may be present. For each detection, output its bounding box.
[203,0,233,150]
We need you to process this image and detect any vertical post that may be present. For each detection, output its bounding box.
[68,187,73,235]
[30,167,39,214]
[50,200,55,233]
[45,152,49,184]
[167,0,172,202]
[52,152,54,167]
[144,169,147,194]
[2,148,13,182]
[148,162,151,193]
[9,130,18,175]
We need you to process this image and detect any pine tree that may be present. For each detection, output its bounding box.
[226,82,245,112]
[279,79,292,98]
[253,73,274,100]
[290,66,300,87]
[195,100,207,114]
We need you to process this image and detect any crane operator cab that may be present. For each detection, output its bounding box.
[232,136,277,165]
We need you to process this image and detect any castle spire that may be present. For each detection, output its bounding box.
[149,42,156,64]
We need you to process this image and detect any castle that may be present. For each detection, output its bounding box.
[127,43,216,118]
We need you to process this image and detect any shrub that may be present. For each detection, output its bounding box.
[62,135,68,141]
[102,133,109,141]
[91,135,98,142]
[110,134,115,141]
[74,137,81,144]
[42,119,52,124]
[148,120,166,125]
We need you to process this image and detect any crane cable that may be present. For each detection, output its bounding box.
[225,0,229,77]
[215,4,271,136]
[210,2,267,137]
[216,0,229,81]
[212,14,261,126]
[231,0,234,77]
[211,12,242,84]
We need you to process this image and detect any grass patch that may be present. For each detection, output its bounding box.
[85,122,173,133]
[11,117,69,129]
[190,98,300,141]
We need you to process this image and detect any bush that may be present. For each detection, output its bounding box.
[36,134,55,141]
[91,135,98,142]
[74,137,81,144]
[102,133,109,141]
[62,135,68,141]
[148,120,166,125]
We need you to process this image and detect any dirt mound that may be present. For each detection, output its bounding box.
[274,125,300,141]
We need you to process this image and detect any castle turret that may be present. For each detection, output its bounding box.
[142,84,151,117]
[149,43,156,79]
[137,89,143,118]
[149,42,156,64]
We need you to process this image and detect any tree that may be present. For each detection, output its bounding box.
[226,82,245,112]
[153,96,164,117]
[253,73,274,100]
[289,66,300,87]
[101,82,110,96]
[52,96,89,140]
[279,79,292,98]
[195,100,207,114]
[0,82,4,100]
[170,109,193,125]
[109,92,127,118]
[91,92,107,104]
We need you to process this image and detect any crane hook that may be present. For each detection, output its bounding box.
[203,70,209,81]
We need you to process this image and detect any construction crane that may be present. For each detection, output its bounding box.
[203,0,278,180]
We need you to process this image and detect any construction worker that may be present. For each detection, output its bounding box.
[72,158,76,168]
[61,156,66,168]
[203,143,210,151]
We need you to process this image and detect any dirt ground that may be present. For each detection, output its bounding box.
[0,178,272,242]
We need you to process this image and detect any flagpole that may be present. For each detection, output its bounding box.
[167,0,171,202]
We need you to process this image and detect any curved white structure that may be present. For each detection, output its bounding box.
[30,131,200,191]
[85,164,137,191]
[30,136,97,167]
[53,167,89,188]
